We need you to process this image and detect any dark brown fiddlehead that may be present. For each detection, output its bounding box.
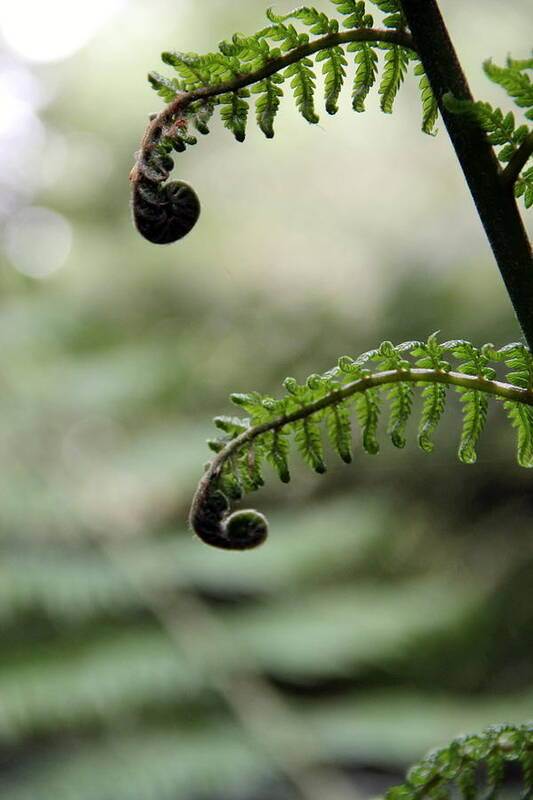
[130,106,201,245]
[189,467,268,551]
[132,174,200,245]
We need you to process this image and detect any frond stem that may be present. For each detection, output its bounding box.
[501,130,533,188]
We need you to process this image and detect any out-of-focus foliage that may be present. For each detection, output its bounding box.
[0,1,532,799]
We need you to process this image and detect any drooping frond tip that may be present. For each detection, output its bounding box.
[189,337,533,549]
[131,0,438,244]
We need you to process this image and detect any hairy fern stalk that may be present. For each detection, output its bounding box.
[130,0,532,245]
[189,337,533,550]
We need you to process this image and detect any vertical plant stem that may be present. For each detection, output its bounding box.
[400,0,533,349]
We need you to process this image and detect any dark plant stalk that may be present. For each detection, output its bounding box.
[399,0,533,349]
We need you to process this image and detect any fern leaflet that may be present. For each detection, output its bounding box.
[444,56,533,208]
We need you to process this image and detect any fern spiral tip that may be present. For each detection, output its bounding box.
[189,482,268,550]
[132,179,200,244]
[225,510,269,549]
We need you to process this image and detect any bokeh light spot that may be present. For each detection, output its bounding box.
[0,0,127,63]
[4,206,73,278]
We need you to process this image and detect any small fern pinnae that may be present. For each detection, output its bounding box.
[443,56,533,208]
[189,337,533,549]
[383,723,533,800]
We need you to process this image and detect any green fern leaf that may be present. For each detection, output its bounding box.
[515,165,533,208]
[414,62,438,134]
[325,403,353,463]
[284,58,320,123]
[521,748,533,796]
[236,441,265,491]
[264,429,291,482]
[316,46,348,114]
[147,72,183,102]
[348,41,378,111]
[387,381,413,448]
[329,0,371,28]
[294,417,327,473]
[279,7,334,35]
[219,466,244,501]
[417,384,447,453]
[486,750,505,798]
[457,389,488,464]
[354,388,381,454]
[218,90,250,141]
[483,58,533,109]
[457,762,477,800]
[372,0,401,12]
[379,44,410,114]
[161,51,210,87]
[382,12,406,29]
[384,725,533,800]
[252,76,284,137]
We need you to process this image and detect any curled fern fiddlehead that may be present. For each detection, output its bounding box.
[189,476,268,550]
[130,114,201,244]
[190,337,533,549]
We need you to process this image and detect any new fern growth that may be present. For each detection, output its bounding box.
[130,0,533,246]
[189,337,533,549]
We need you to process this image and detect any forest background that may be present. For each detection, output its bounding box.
[0,0,532,798]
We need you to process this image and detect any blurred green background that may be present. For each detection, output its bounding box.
[0,1,532,798]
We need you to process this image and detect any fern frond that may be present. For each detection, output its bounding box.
[218,89,250,141]
[330,0,373,30]
[284,57,320,123]
[134,8,531,246]
[484,57,533,111]
[383,723,533,800]
[414,61,438,134]
[147,71,183,102]
[131,4,427,243]
[348,40,379,111]
[161,51,211,87]
[251,75,284,137]
[325,402,353,463]
[379,43,410,113]
[372,0,401,12]
[316,45,348,114]
[354,386,381,454]
[189,338,533,549]
[411,334,450,453]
